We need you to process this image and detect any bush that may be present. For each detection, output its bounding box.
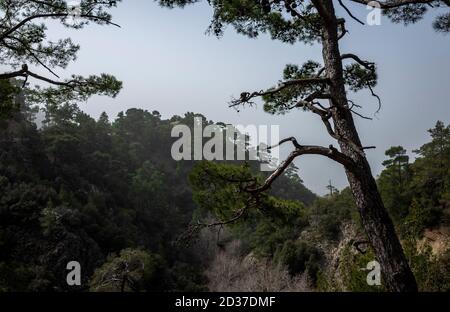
[89,248,164,292]
[274,240,322,285]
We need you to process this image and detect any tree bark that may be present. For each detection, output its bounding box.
[313,0,417,292]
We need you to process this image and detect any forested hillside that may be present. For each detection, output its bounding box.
[1,80,449,292]
[0,80,315,291]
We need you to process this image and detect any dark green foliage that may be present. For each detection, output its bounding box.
[159,0,200,8]
[0,86,316,291]
[89,248,165,292]
[343,63,377,92]
[188,122,450,291]
[338,247,384,292]
[307,123,450,291]
[379,122,450,236]
[310,188,358,241]
[384,4,428,25]
[0,1,123,106]
[189,161,256,222]
[269,165,316,206]
[189,160,313,259]
[263,61,325,114]
[0,80,21,118]
[274,240,322,283]
[381,1,450,33]
[26,74,122,107]
[158,0,322,43]
[378,146,412,224]
[433,13,450,33]
[1,86,449,292]
[0,99,208,291]
[376,122,450,291]
[259,59,378,116]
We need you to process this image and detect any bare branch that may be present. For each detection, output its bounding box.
[351,109,374,120]
[0,68,27,80]
[341,53,375,70]
[247,141,356,194]
[348,99,362,109]
[197,207,248,228]
[338,0,365,25]
[292,93,367,156]
[267,136,301,150]
[0,65,84,88]
[368,85,382,113]
[176,201,254,244]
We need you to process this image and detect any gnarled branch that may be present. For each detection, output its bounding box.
[247,139,356,194]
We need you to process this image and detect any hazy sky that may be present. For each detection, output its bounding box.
[26,1,450,195]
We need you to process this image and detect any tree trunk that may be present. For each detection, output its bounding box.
[314,0,417,292]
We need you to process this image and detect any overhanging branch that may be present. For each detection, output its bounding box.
[246,139,356,194]
[0,65,85,88]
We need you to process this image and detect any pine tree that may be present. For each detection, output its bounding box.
[157,0,450,291]
[0,1,123,107]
